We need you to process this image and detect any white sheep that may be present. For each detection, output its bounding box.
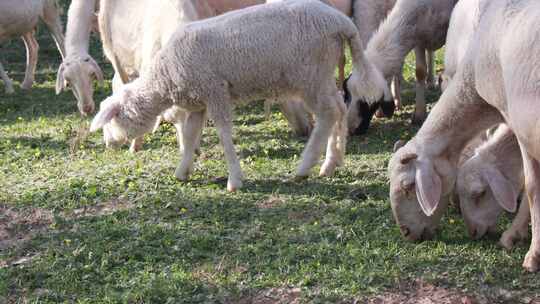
[91,0,388,192]
[0,0,65,94]
[346,0,458,134]
[388,0,540,272]
[456,124,530,250]
[55,0,104,115]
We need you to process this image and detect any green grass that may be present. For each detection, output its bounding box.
[1,6,539,303]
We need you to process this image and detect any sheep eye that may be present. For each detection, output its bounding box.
[84,58,91,62]
[471,190,485,200]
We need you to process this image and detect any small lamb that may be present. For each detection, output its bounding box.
[90,0,388,192]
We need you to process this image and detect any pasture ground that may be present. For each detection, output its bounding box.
[1,4,540,303]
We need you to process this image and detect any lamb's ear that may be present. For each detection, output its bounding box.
[415,160,442,216]
[483,167,518,212]
[56,63,66,94]
[90,101,120,132]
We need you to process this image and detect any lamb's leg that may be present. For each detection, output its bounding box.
[208,103,243,192]
[0,61,14,94]
[500,196,530,250]
[392,74,402,110]
[518,141,540,272]
[320,92,347,176]
[412,46,428,125]
[21,31,39,91]
[297,93,338,178]
[264,100,272,120]
[426,50,436,89]
[174,111,205,182]
[129,137,144,153]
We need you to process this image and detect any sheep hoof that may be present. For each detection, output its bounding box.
[293,175,309,182]
[227,179,243,192]
[5,86,15,94]
[499,233,516,251]
[523,250,540,272]
[319,162,337,177]
[21,82,33,91]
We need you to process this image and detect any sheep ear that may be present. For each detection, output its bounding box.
[415,161,442,216]
[483,167,518,212]
[90,59,104,87]
[56,63,66,94]
[90,101,120,132]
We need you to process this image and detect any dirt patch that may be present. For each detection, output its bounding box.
[362,280,484,304]
[237,287,302,304]
[0,205,53,252]
[0,200,134,267]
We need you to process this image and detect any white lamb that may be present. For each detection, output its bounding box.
[91,0,388,192]
[0,0,65,94]
[55,0,103,115]
[388,0,540,271]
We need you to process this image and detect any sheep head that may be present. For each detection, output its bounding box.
[456,156,518,239]
[388,139,455,241]
[344,64,394,136]
[56,55,104,116]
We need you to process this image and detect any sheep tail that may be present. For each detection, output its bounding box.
[344,28,388,104]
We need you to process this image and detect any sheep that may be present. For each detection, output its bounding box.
[90,0,389,192]
[55,0,103,116]
[456,124,530,250]
[100,0,309,153]
[439,0,488,92]
[346,0,458,135]
[0,0,65,94]
[388,0,540,272]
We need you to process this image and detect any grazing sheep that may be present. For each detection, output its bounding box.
[456,124,530,250]
[346,0,458,134]
[0,0,65,94]
[55,0,103,116]
[388,0,540,271]
[91,0,388,192]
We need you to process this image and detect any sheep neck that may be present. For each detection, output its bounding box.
[364,3,417,78]
[65,0,96,56]
[414,79,504,166]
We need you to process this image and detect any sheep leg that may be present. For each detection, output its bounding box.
[208,103,243,192]
[392,74,402,110]
[320,92,347,176]
[0,60,14,94]
[264,100,273,120]
[296,94,338,178]
[500,196,531,250]
[42,1,66,59]
[129,137,144,153]
[412,46,427,125]
[279,99,312,137]
[21,31,39,91]
[426,50,436,89]
[517,140,540,272]
[174,111,205,182]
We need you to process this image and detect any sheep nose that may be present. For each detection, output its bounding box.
[400,180,414,192]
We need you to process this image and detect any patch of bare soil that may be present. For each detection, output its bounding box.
[0,200,134,267]
[237,287,302,304]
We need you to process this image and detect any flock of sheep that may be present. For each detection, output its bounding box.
[1,0,540,275]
